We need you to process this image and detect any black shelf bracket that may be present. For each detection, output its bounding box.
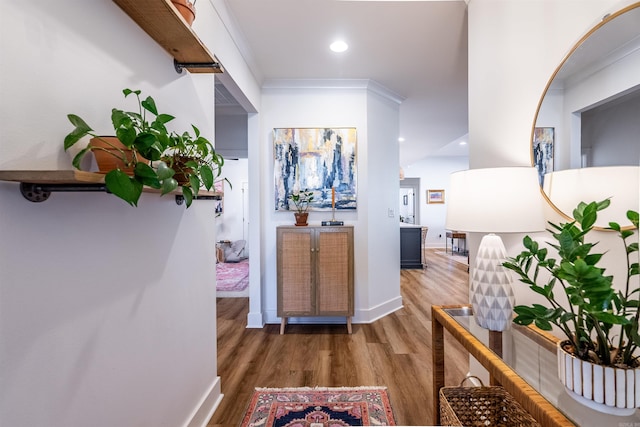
[175,194,222,205]
[20,182,107,203]
[174,58,222,74]
[17,181,220,206]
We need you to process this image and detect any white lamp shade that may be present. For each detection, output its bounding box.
[543,166,639,227]
[446,167,546,233]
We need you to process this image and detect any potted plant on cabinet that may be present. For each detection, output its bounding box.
[289,189,314,226]
[503,200,639,415]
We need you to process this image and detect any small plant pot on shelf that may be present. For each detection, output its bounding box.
[171,0,196,26]
[89,137,147,175]
[166,155,194,185]
[294,212,308,226]
[557,341,640,415]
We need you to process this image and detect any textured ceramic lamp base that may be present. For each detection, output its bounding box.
[470,234,515,332]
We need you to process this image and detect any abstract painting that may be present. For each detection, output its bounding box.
[274,128,357,211]
[533,127,554,186]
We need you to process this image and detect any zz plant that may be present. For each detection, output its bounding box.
[288,189,314,213]
[503,200,639,368]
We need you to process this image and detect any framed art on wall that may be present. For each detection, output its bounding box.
[533,127,554,186]
[427,189,445,204]
[214,180,224,215]
[273,127,357,211]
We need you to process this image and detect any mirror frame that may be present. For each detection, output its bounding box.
[530,2,640,229]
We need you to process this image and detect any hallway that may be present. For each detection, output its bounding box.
[210,249,470,426]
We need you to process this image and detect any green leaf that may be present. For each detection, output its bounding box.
[592,312,628,325]
[534,319,553,330]
[189,174,200,196]
[200,165,214,189]
[581,204,598,229]
[134,162,161,189]
[71,146,92,169]
[141,96,158,116]
[155,161,174,180]
[105,169,142,206]
[64,114,93,150]
[609,222,622,232]
[156,114,175,124]
[122,88,140,97]
[161,178,178,195]
[182,186,194,207]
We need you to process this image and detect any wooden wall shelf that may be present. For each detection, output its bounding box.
[112,0,223,74]
[0,170,221,204]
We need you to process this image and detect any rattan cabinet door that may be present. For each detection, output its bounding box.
[277,227,314,316]
[316,227,354,316]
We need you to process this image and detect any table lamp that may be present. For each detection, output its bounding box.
[446,167,545,331]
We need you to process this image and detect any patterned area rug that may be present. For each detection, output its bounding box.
[216,259,249,296]
[240,387,396,427]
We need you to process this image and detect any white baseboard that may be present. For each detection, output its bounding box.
[183,377,223,427]
[355,296,404,323]
[261,296,404,325]
[246,310,265,328]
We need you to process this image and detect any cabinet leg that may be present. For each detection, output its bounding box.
[347,317,352,334]
[280,317,286,335]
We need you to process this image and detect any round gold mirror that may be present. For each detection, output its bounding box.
[532,2,640,228]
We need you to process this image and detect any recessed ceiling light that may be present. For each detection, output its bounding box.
[459,141,467,145]
[398,137,405,142]
[330,40,348,53]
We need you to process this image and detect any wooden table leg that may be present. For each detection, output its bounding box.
[280,317,286,335]
[488,330,502,386]
[347,317,352,334]
[432,307,445,426]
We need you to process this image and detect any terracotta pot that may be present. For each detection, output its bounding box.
[294,212,309,226]
[171,0,196,26]
[557,341,640,415]
[89,137,145,175]
[167,155,194,185]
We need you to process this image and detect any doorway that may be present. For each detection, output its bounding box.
[400,177,420,224]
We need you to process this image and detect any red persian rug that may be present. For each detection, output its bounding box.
[239,387,396,427]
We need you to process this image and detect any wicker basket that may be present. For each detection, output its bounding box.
[439,376,541,426]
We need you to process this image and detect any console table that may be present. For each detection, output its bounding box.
[431,305,640,426]
[445,231,467,255]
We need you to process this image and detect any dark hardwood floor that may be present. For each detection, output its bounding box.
[209,249,470,426]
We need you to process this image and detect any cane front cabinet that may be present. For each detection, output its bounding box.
[276,225,354,334]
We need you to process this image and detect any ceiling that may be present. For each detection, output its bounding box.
[215,0,470,165]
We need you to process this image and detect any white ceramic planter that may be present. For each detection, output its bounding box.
[557,341,640,415]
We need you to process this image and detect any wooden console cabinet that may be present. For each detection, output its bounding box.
[276,225,354,334]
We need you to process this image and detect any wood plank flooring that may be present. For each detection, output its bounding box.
[209,249,470,426]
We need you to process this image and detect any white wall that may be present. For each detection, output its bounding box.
[257,80,403,325]
[583,94,640,166]
[0,0,261,425]
[215,159,249,253]
[403,156,469,247]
